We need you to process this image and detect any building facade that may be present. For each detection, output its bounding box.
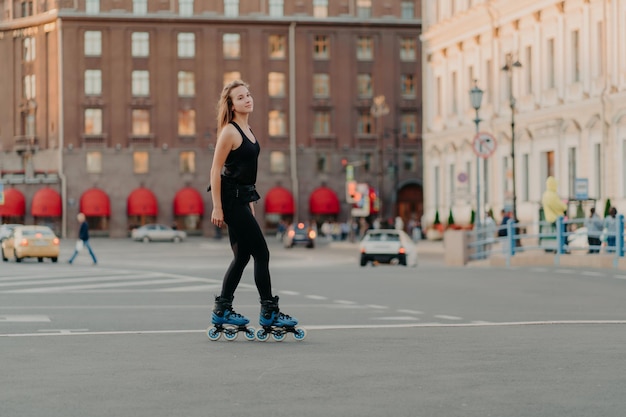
[0,0,423,238]
[421,0,626,229]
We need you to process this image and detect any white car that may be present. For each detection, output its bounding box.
[131,224,187,243]
[359,229,418,267]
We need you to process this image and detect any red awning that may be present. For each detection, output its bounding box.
[265,186,295,215]
[309,186,340,215]
[31,187,62,217]
[127,188,158,216]
[0,188,26,217]
[173,187,204,216]
[80,188,111,217]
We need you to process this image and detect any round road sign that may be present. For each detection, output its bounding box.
[472,132,497,159]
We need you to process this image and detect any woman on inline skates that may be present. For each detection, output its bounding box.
[207,80,304,341]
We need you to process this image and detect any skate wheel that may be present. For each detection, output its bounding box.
[272,331,286,342]
[244,327,256,341]
[293,328,307,341]
[207,327,221,341]
[256,329,269,342]
[223,328,238,341]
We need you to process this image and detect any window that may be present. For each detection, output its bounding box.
[401,1,414,19]
[400,38,416,61]
[522,154,529,201]
[132,70,150,96]
[223,33,241,58]
[571,30,580,83]
[316,153,328,173]
[84,108,103,135]
[223,71,241,85]
[85,70,102,95]
[450,72,457,113]
[268,111,286,136]
[270,151,286,173]
[314,112,330,135]
[269,35,286,59]
[178,109,196,135]
[568,147,576,197]
[179,0,194,16]
[178,71,195,96]
[23,74,36,99]
[313,0,328,18]
[357,74,373,98]
[133,0,147,14]
[356,0,371,18]
[401,74,416,98]
[400,113,417,137]
[268,72,285,97]
[84,31,102,56]
[524,46,532,95]
[23,37,35,62]
[357,112,374,135]
[269,0,283,17]
[22,112,35,137]
[313,74,330,98]
[313,35,330,60]
[132,109,150,135]
[133,151,149,174]
[86,151,102,174]
[177,33,195,58]
[356,36,373,61]
[131,32,149,57]
[403,153,416,172]
[224,0,239,17]
[21,0,33,17]
[86,0,99,14]
[595,22,604,77]
[179,151,196,173]
[594,144,601,197]
[435,76,442,117]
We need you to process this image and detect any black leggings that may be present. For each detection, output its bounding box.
[221,201,273,301]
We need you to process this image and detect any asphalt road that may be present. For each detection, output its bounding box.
[1,236,626,417]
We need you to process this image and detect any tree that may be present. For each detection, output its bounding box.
[447,208,455,226]
[604,198,612,217]
[434,210,441,225]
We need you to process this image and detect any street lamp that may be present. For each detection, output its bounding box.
[370,95,390,218]
[469,79,484,229]
[502,54,522,222]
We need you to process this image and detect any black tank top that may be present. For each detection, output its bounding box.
[222,121,260,185]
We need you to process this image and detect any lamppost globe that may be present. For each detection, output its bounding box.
[469,80,484,111]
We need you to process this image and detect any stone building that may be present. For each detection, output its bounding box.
[421,0,626,229]
[0,0,423,238]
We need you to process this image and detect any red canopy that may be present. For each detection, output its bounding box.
[80,188,111,216]
[309,186,340,215]
[0,188,26,216]
[265,186,295,215]
[31,187,62,217]
[173,187,204,216]
[127,188,158,216]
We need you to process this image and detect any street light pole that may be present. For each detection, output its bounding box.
[502,54,522,222]
[469,80,484,230]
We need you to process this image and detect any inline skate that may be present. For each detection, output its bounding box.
[206,296,256,341]
[256,296,307,342]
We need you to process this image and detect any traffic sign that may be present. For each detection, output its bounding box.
[472,132,497,159]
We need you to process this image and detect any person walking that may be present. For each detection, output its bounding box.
[604,207,618,253]
[208,79,298,334]
[68,213,97,265]
[585,207,603,254]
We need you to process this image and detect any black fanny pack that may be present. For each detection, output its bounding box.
[220,179,260,203]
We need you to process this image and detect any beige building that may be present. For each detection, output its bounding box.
[0,0,423,238]
[421,0,626,229]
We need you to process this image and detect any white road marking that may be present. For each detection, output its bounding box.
[581,271,606,277]
[434,315,463,321]
[279,290,300,296]
[334,300,357,305]
[306,295,328,300]
[614,275,626,280]
[371,316,419,321]
[366,304,389,309]
[0,315,51,322]
[3,278,195,293]
[3,320,626,337]
[397,309,424,315]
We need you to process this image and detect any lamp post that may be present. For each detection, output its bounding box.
[370,95,390,218]
[469,80,484,230]
[502,54,522,222]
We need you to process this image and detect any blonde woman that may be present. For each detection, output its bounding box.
[207,80,304,341]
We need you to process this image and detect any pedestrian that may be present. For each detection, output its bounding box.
[208,79,298,332]
[484,210,497,249]
[68,212,97,265]
[585,207,603,254]
[498,209,510,237]
[604,207,618,253]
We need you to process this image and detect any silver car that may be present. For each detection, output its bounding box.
[359,229,418,267]
[131,224,187,243]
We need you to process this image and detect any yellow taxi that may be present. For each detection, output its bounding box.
[1,225,60,263]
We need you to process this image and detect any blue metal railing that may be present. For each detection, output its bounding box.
[467,214,625,268]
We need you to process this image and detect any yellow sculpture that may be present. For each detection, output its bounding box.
[541,176,567,223]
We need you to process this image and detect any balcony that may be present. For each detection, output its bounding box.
[13,136,39,154]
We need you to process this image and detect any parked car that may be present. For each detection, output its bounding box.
[131,224,187,243]
[1,225,60,263]
[283,222,316,249]
[0,224,22,242]
[359,229,418,267]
